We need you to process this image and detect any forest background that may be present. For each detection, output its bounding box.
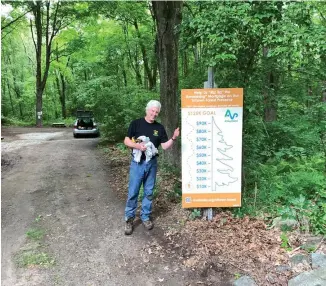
[1,1,325,234]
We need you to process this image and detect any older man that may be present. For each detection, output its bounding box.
[123,100,180,235]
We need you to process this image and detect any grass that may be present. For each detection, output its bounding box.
[26,228,45,240]
[35,215,42,222]
[1,116,34,127]
[15,223,55,268]
[1,116,76,127]
[234,273,242,280]
[16,250,55,267]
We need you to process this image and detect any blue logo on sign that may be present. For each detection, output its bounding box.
[225,109,238,120]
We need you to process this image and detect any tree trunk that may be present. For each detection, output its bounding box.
[134,50,143,86]
[31,1,60,126]
[122,68,127,87]
[152,1,183,167]
[33,1,43,127]
[6,80,15,116]
[55,44,67,119]
[183,51,188,76]
[52,82,59,119]
[60,72,66,119]
[151,36,158,90]
[321,81,326,173]
[193,44,199,64]
[263,46,277,122]
[134,20,155,90]
[1,79,7,116]
[122,24,142,86]
[143,66,148,90]
[10,68,24,119]
[55,70,66,119]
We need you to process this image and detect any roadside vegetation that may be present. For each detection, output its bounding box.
[14,216,55,268]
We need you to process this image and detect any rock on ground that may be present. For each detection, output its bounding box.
[233,276,257,286]
[288,267,326,286]
[312,253,326,269]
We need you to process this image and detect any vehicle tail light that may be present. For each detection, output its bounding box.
[74,125,77,129]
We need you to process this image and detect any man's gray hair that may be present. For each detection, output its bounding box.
[146,100,161,111]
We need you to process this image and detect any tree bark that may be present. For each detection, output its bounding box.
[122,25,142,86]
[152,1,183,167]
[134,49,143,86]
[1,78,8,116]
[55,70,66,119]
[122,68,128,87]
[134,20,155,90]
[31,1,61,126]
[52,82,59,119]
[55,44,67,119]
[151,36,158,90]
[6,80,15,116]
[60,72,66,119]
[193,44,199,64]
[1,9,32,31]
[32,1,43,126]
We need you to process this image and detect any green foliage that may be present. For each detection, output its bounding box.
[62,117,76,127]
[16,250,55,268]
[309,191,326,234]
[166,187,182,204]
[97,86,159,142]
[280,232,292,251]
[2,1,326,234]
[35,215,42,223]
[256,156,325,202]
[26,229,45,241]
[234,273,242,280]
[1,116,34,127]
[189,209,201,220]
[277,192,326,235]
[115,142,129,155]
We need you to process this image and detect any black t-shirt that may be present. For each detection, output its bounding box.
[127,118,169,148]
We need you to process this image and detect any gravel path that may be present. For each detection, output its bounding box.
[1,127,191,286]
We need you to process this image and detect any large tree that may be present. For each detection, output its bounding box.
[152,1,183,167]
[29,1,78,126]
[29,1,59,126]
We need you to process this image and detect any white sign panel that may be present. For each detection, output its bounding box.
[181,88,243,208]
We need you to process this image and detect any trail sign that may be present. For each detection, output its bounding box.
[181,88,243,208]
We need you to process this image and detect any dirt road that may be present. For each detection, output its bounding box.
[1,127,192,286]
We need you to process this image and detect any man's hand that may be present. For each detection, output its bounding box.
[172,127,180,140]
[124,137,146,151]
[137,142,147,151]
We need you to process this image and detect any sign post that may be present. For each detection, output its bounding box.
[181,88,243,209]
[204,67,214,220]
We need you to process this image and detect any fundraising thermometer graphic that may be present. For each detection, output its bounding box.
[185,115,238,193]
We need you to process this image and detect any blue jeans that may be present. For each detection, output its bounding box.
[125,157,158,222]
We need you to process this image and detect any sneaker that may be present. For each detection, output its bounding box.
[142,220,154,230]
[125,218,134,235]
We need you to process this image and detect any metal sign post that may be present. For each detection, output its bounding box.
[203,67,214,221]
